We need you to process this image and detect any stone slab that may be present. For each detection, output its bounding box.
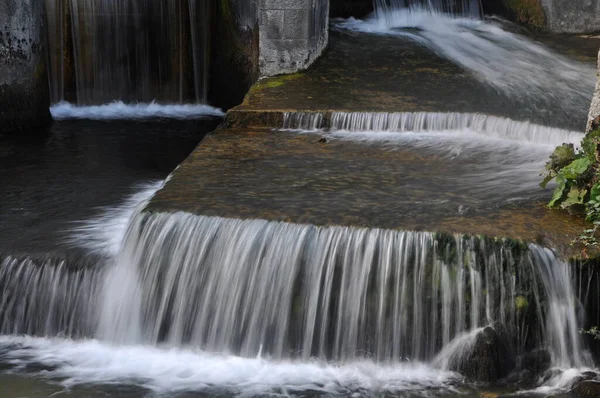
[147,128,588,258]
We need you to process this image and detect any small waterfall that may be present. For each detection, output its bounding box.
[0,255,103,337]
[373,0,483,19]
[281,111,583,147]
[91,212,590,368]
[45,0,211,105]
[282,112,324,130]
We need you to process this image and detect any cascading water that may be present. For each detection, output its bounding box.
[337,4,595,128]
[373,0,482,19]
[45,0,211,105]
[0,211,591,368]
[97,212,591,370]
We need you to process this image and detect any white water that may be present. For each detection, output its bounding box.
[0,335,457,395]
[283,111,584,147]
[67,181,165,256]
[50,101,224,121]
[374,0,482,19]
[335,9,595,122]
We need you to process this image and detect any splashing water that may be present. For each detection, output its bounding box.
[50,101,224,121]
[67,181,165,256]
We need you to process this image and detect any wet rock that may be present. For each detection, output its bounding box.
[571,380,600,398]
[522,349,551,374]
[456,325,516,383]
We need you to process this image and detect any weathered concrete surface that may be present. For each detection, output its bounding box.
[147,128,588,257]
[229,29,600,131]
[541,0,600,34]
[0,0,51,134]
[259,0,329,76]
[588,50,600,132]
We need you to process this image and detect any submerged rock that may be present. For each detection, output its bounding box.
[572,380,600,398]
[522,349,551,374]
[454,325,516,383]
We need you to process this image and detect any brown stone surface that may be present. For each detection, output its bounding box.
[148,128,587,257]
[227,29,600,131]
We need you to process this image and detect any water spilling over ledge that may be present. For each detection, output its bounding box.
[46,0,211,105]
[0,211,593,393]
[282,111,584,147]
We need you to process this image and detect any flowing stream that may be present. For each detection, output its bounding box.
[0,1,598,397]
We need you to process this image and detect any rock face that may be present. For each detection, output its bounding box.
[455,325,516,383]
[522,349,552,374]
[259,0,330,77]
[0,0,51,134]
[572,380,600,398]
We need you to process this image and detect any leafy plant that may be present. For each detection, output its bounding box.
[581,326,600,340]
[542,128,600,256]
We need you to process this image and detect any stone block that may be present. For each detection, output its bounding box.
[261,0,312,10]
[261,10,285,39]
[284,8,311,39]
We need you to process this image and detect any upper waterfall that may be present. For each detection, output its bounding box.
[374,0,483,19]
[45,0,211,105]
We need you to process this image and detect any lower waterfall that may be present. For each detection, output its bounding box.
[0,210,591,369]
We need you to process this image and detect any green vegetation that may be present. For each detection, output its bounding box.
[581,326,600,340]
[515,295,529,312]
[542,128,600,255]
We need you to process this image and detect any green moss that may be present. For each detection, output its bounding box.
[515,295,529,311]
[502,0,546,30]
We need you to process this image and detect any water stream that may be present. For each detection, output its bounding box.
[0,1,598,397]
[335,8,595,126]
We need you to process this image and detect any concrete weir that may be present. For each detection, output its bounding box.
[147,25,600,258]
[0,0,51,134]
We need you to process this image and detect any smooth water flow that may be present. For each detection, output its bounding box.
[336,10,595,125]
[46,0,211,105]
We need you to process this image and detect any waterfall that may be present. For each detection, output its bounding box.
[45,0,211,105]
[282,111,583,147]
[373,0,483,19]
[88,212,589,368]
[0,255,103,337]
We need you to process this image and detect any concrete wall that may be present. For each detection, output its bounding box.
[490,0,600,33]
[0,0,51,133]
[259,0,330,77]
[541,0,600,34]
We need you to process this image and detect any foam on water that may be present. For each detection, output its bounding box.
[335,10,595,122]
[50,101,224,121]
[0,336,458,396]
[68,181,165,256]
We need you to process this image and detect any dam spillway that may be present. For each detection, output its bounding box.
[1,1,600,397]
